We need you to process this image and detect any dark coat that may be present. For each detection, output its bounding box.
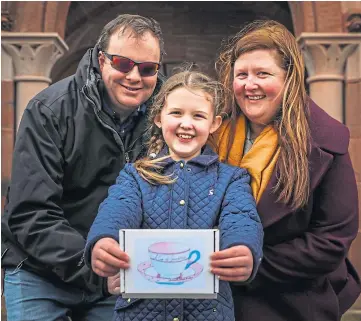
[1,46,163,295]
[85,146,264,321]
[232,100,360,321]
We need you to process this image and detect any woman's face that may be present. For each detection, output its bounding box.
[233,49,286,128]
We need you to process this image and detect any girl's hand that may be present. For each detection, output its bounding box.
[107,272,120,295]
[210,245,253,282]
[91,237,130,277]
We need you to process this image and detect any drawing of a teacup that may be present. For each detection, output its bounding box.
[148,242,201,279]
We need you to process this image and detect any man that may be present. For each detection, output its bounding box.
[2,14,165,321]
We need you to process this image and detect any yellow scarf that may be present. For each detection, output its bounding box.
[214,115,280,203]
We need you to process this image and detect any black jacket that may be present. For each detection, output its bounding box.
[1,46,164,295]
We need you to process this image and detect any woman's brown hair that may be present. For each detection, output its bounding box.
[216,20,311,210]
[134,70,224,185]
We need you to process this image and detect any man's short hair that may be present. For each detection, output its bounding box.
[96,14,165,61]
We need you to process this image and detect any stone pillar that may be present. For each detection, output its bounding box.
[1,32,68,129]
[343,11,361,321]
[297,33,361,123]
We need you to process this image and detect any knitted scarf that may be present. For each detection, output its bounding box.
[214,115,280,203]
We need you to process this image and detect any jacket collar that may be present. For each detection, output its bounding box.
[257,98,345,228]
[156,144,219,168]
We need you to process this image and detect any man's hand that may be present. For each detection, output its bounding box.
[107,272,120,295]
[91,237,130,277]
[210,245,253,282]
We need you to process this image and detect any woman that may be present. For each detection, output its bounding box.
[212,20,360,321]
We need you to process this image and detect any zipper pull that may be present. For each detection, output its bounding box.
[125,152,130,163]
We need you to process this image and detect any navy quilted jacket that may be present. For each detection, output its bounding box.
[85,146,263,321]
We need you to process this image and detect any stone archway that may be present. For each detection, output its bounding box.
[51,1,294,82]
[288,1,345,35]
[1,1,71,130]
[3,1,70,37]
[1,2,360,320]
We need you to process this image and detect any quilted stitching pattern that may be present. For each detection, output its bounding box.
[86,146,263,321]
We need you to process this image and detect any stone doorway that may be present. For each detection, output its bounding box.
[51,1,293,81]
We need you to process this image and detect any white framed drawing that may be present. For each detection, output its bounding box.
[119,229,219,299]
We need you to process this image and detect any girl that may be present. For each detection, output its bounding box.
[85,71,263,321]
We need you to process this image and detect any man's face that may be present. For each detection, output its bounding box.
[99,28,161,115]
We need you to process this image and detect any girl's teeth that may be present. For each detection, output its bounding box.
[248,95,264,100]
[178,134,192,139]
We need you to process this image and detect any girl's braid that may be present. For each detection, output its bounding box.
[147,124,165,157]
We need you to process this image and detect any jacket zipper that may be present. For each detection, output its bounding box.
[167,167,175,228]
[83,87,127,161]
[83,87,149,164]
[123,123,151,161]
[122,130,147,163]
[183,164,190,228]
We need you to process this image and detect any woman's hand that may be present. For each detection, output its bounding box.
[91,237,130,277]
[210,245,253,282]
[107,272,120,295]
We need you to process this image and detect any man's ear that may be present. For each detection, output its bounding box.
[154,114,162,129]
[98,51,105,72]
[210,115,222,134]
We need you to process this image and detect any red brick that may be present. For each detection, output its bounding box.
[1,81,14,129]
[14,1,44,32]
[314,2,343,32]
[345,81,361,127]
[1,128,14,180]
[1,296,7,321]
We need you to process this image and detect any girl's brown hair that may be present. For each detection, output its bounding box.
[216,20,311,210]
[134,70,224,185]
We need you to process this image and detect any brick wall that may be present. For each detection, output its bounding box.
[1,80,14,210]
[346,48,361,286]
[1,79,13,321]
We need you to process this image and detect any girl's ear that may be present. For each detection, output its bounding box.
[210,115,222,134]
[154,114,162,128]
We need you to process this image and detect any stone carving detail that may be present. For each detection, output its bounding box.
[300,42,358,78]
[1,33,68,82]
[297,33,361,122]
[298,34,361,80]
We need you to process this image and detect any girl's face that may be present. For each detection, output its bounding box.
[233,49,286,129]
[154,87,222,162]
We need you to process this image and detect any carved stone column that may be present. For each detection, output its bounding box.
[297,33,361,123]
[1,32,68,129]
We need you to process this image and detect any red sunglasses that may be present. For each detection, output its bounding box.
[102,52,160,77]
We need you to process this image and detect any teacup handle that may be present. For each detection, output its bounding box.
[185,250,200,270]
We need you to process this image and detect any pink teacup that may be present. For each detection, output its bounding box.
[148,242,200,279]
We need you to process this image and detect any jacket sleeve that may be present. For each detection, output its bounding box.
[219,167,264,282]
[84,164,143,267]
[4,99,105,291]
[257,152,359,284]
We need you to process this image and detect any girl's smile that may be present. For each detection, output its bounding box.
[154,87,221,162]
